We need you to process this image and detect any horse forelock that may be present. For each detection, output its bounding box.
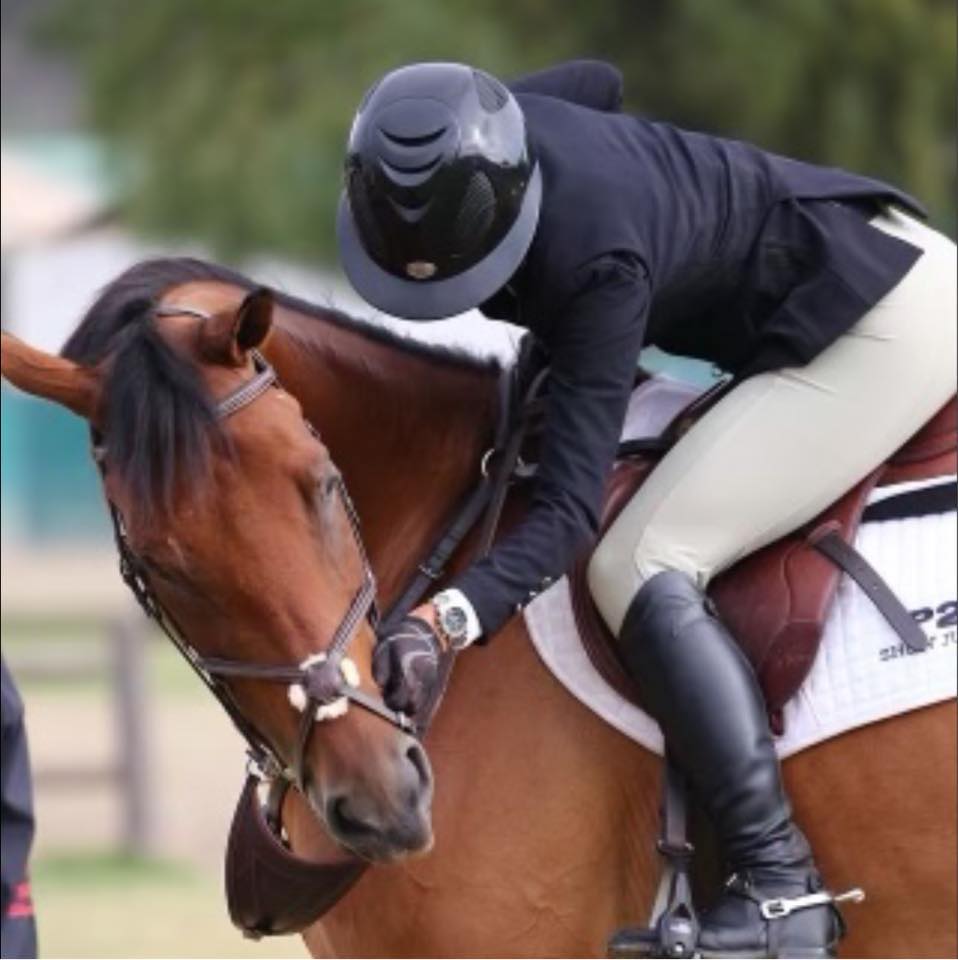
[62,260,229,517]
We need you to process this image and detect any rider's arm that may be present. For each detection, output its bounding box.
[509,60,624,112]
[452,253,649,637]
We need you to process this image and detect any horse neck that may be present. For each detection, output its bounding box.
[261,306,669,954]
[266,306,500,602]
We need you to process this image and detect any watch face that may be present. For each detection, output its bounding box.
[442,607,468,637]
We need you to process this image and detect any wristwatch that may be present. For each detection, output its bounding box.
[432,589,481,651]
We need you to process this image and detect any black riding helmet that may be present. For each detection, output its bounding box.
[337,62,542,320]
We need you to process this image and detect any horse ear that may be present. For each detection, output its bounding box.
[200,287,274,366]
[1,332,101,421]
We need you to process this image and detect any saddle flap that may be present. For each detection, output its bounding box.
[225,775,367,938]
[709,475,880,723]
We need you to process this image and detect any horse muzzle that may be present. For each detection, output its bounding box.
[318,733,434,861]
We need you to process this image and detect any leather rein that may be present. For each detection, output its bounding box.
[95,304,413,794]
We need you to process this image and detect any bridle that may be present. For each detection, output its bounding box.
[89,302,550,937]
[96,304,413,795]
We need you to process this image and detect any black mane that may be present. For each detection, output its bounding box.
[61,257,499,515]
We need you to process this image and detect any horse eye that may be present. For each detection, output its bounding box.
[321,473,338,500]
[302,469,336,510]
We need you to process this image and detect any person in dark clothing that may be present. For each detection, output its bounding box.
[1,658,38,959]
[337,61,957,956]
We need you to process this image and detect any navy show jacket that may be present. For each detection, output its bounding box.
[453,60,926,635]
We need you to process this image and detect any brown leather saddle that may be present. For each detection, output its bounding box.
[570,396,957,734]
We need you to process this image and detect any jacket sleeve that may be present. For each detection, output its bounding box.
[509,60,624,112]
[453,254,649,635]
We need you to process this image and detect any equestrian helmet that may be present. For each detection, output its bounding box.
[337,62,541,320]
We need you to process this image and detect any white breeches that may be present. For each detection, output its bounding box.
[589,207,958,634]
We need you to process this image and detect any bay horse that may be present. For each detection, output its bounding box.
[1,258,954,958]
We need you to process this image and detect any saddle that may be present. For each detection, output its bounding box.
[569,395,957,733]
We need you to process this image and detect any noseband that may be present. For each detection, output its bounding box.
[97,304,412,794]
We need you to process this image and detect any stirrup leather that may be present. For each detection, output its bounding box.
[607,760,700,958]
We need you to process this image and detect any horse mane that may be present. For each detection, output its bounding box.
[60,257,501,515]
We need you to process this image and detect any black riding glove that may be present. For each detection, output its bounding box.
[372,616,441,718]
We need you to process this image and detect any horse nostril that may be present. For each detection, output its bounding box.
[405,740,433,792]
[328,796,378,840]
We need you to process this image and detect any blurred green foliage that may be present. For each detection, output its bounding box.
[44,0,956,263]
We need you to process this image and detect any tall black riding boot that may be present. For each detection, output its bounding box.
[619,571,846,958]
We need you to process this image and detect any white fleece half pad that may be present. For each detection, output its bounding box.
[524,375,958,759]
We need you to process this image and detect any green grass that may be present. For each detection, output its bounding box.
[30,852,304,959]
[32,852,194,888]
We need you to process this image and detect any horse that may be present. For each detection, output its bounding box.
[1,257,954,958]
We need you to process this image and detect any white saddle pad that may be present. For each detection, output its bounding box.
[524,375,958,759]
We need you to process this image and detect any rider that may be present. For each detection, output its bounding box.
[336,60,958,956]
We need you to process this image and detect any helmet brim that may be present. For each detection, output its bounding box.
[336,164,542,321]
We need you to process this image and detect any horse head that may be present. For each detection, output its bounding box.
[0,281,433,862]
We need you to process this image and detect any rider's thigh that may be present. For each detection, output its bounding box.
[589,210,956,635]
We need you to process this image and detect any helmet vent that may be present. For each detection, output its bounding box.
[380,153,442,177]
[473,70,509,113]
[380,126,446,147]
[453,171,495,254]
